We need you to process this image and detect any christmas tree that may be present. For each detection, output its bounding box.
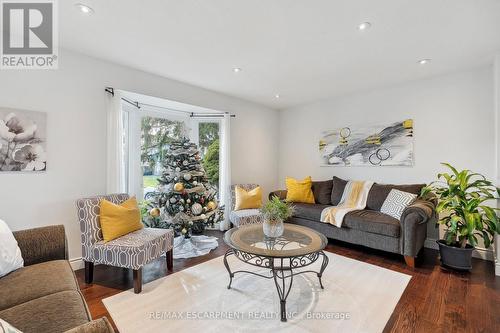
[145,137,223,238]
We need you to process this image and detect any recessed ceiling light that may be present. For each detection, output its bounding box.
[358,22,372,31]
[275,94,280,99]
[233,67,242,73]
[418,59,431,65]
[75,3,94,15]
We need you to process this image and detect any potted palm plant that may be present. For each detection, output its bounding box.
[260,196,295,238]
[422,163,499,270]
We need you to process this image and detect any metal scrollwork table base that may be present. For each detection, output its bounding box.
[223,224,329,322]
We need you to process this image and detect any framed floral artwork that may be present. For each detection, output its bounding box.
[0,108,47,172]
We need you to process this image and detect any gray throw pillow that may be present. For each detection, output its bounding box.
[312,180,334,205]
[380,189,417,220]
[331,176,348,205]
[366,183,425,211]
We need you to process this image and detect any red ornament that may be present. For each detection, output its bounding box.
[200,197,205,204]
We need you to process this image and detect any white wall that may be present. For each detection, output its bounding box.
[0,49,279,263]
[279,67,494,184]
[279,67,495,244]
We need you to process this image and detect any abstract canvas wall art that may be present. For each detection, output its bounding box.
[0,108,47,172]
[319,119,414,166]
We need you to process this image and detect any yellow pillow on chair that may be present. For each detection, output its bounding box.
[235,186,263,210]
[285,176,315,204]
[100,197,143,242]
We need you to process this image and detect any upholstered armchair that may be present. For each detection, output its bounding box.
[229,184,265,227]
[76,194,174,293]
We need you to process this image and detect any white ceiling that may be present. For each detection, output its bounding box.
[60,0,500,109]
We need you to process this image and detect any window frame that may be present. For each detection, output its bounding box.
[122,105,191,200]
[121,105,224,201]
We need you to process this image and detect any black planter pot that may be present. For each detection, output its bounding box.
[436,240,474,271]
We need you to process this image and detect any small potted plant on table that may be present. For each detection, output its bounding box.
[260,196,295,238]
[422,163,499,270]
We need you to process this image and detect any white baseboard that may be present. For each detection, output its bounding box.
[68,240,496,270]
[69,257,84,271]
[472,247,495,261]
[424,238,439,250]
[425,238,494,262]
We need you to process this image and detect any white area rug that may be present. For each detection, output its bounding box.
[103,252,411,333]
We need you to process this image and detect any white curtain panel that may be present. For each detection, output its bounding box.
[127,109,144,199]
[106,90,126,194]
[219,113,232,231]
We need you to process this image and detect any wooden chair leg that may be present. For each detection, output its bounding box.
[166,249,173,271]
[404,256,416,268]
[133,268,142,293]
[84,261,94,284]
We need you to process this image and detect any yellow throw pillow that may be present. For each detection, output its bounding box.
[235,186,263,210]
[100,197,143,242]
[285,176,315,204]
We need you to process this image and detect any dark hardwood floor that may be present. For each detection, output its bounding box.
[75,230,500,333]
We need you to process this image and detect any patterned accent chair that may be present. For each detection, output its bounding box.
[76,194,174,293]
[229,184,265,227]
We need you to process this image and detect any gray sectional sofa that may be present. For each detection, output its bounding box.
[271,177,437,267]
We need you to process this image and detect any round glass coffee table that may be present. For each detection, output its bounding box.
[223,223,329,322]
